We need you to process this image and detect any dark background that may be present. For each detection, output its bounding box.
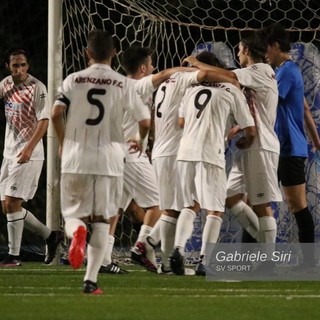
[0,0,48,249]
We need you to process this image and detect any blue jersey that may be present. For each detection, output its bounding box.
[274,60,308,157]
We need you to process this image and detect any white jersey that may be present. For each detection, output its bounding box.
[0,74,49,160]
[233,63,279,153]
[55,63,150,175]
[123,75,155,163]
[177,82,254,168]
[152,71,200,160]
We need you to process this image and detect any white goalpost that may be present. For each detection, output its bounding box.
[47,0,320,259]
[47,0,63,239]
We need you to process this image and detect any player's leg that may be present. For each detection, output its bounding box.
[22,204,64,264]
[126,162,161,272]
[279,156,315,267]
[61,173,91,271]
[0,159,62,266]
[84,174,122,294]
[153,156,181,272]
[170,161,199,275]
[0,196,24,266]
[195,162,226,276]
[158,210,178,272]
[244,150,281,244]
[226,156,259,241]
[99,209,129,274]
[245,151,281,274]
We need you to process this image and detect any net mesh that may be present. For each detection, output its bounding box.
[61,0,320,258]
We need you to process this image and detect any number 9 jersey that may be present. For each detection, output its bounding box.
[177,82,255,169]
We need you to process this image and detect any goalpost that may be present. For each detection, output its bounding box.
[47,0,320,258]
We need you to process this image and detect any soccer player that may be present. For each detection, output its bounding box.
[170,66,256,275]
[51,30,150,294]
[0,48,63,267]
[152,51,239,273]
[183,32,282,274]
[119,45,193,272]
[262,23,317,269]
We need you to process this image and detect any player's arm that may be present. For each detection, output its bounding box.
[178,91,187,129]
[128,118,151,156]
[138,118,151,145]
[183,55,237,79]
[236,126,256,149]
[151,66,194,88]
[17,118,49,164]
[304,97,320,151]
[51,103,66,156]
[178,117,185,128]
[197,70,240,88]
[127,86,151,156]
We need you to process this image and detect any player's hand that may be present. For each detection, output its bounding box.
[227,125,241,141]
[235,136,252,149]
[127,138,146,157]
[16,147,32,164]
[182,56,198,67]
[311,142,320,153]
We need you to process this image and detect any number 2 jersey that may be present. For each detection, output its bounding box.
[0,74,49,160]
[152,71,200,160]
[177,82,255,168]
[55,63,150,176]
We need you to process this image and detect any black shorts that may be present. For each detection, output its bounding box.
[278,156,307,187]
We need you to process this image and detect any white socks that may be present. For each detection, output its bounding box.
[102,235,115,266]
[23,209,51,239]
[174,208,196,256]
[85,223,109,283]
[147,219,161,247]
[230,201,259,240]
[200,215,222,264]
[7,211,24,256]
[259,216,277,243]
[159,215,177,267]
[137,225,152,243]
[64,218,86,239]
[7,209,53,256]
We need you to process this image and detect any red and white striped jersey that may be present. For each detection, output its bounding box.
[0,74,49,160]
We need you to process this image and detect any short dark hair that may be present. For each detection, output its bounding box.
[5,48,29,65]
[240,31,267,62]
[261,23,291,53]
[87,29,114,62]
[122,45,153,75]
[195,51,226,68]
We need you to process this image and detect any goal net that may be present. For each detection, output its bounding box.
[60,0,320,258]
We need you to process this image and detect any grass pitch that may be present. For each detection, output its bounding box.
[0,263,319,320]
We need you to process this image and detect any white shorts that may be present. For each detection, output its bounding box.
[177,161,226,212]
[0,158,43,201]
[153,156,183,211]
[120,162,159,211]
[227,150,282,205]
[61,173,123,221]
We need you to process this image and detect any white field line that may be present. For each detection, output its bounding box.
[0,268,145,272]
[0,286,319,298]
[2,293,320,299]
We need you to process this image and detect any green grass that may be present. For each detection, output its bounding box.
[0,263,320,320]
